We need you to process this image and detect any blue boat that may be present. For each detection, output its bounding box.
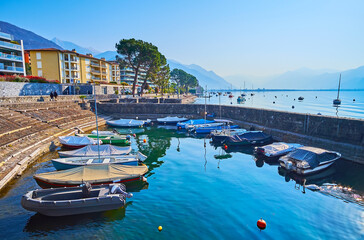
[177,119,215,129]
[51,152,147,170]
[194,124,239,134]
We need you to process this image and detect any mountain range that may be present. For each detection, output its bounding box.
[0,20,362,89]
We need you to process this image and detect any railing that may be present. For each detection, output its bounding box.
[0,52,22,61]
[91,70,101,73]
[102,72,107,74]
[91,63,100,67]
[0,40,22,50]
[0,65,23,72]
[92,76,101,80]
[71,67,78,70]
[0,32,12,40]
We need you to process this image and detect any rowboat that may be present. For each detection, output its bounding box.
[59,136,102,149]
[52,152,147,170]
[177,119,215,129]
[278,147,341,175]
[156,116,189,125]
[106,119,150,128]
[91,130,117,135]
[21,183,131,216]
[223,131,273,146]
[34,164,149,189]
[58,145,132,158]
[254,142,303,159]
[76,133,129,140]
[99,136,131,146]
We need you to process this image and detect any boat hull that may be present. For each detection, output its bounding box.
[52,159,139,171]
[61,144,88,149]
[279,159,336,175]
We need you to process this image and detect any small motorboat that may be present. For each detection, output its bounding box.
[210,128,247,143]
[254,142,303,159]
[21,183,131,216]
[186,122,223,132]
[156,116,189,125]
[177,119,215,130]
[298,96,304,101]
[193,124,239,134]
[99,136,131,146]
[58,145,132,158]
[106,119,150,128]
[52,152,147,170]
[91,130,118,136]
[237,96,246,103]
[228,94,234,98]
[223,131,273,146]
[278,146,341,175]
[59,136,102,149]
[34,164,149,189]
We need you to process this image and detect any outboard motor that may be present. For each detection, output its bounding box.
[82,182,92,197]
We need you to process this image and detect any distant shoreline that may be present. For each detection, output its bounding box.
[209,89,364,92]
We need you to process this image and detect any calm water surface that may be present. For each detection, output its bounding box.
[194,90,364,119]
[0,127,363,239]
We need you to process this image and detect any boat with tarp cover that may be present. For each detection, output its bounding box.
[223,131,273,146]
[52,152,147,170]
[177,119,215,129]
[21,183,131,216]
[255,142,303,159]
[278,146,341,175]
[58,145,132,158]
[34,164,149,188]
[106,119,150,128]
[59,136,102,149]
[157,116,189,125]
[210,128,247,143]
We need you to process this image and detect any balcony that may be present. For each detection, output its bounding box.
[70,67,78,71]
[0,52,22,62]
[92,76,101,80]
[0,32,12,41]
[0,40,22,51]
[0,65,23,73]
[102,71,107,75]
[91,62,100,67]
[91,69,101,74]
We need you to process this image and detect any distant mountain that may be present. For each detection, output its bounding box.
[51,37,100,55]
[94,51,120,60]
[0,21,62,50]
[225,66,364,90]
[168,59,232,89]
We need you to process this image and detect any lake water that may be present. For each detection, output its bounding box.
[194,90,364,119]
[0,126,363,239]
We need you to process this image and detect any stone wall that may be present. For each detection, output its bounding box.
[0,82,63,97]
[97,103,364,163]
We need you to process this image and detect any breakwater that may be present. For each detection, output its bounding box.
[98,103,364,164]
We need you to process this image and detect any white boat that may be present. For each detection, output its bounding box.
[91,130,118,136]
[21,183,131,216]
[58,144,132,158]
[186,122,224,131]
[106,119,150,128]
[255,142,303,158]
[278,146,341,175]
[156,116,189,125]
[210,128,247,142]
[59,136,102,149]
[52,152,147,170]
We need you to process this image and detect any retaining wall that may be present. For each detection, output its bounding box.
[98,103,364,163]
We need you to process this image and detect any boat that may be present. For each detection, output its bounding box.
[223,131,273,146]
[106,119,150,128]
[34,164,149,189]
[91,130,117,136]
[298,96,304,101]
[210,128,247,143]
[21,183,131,216]
[52,152,147,170]
[254,142,303,159]
[228,94,234,98]
[278,146,341,175]
[237,96,246,103]
[156,116,189,125]
[59,136,102,149]
[99,136,131,146]
[58,144,132,158]
[333,74,342,105]
[193,123,239,134]
[177,119,215,129]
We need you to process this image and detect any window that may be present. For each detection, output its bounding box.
[37,61,42,68]
[87,73,91,79]
[38,70,43,76]
[36,52,41,60]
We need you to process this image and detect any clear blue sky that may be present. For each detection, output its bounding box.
[1,0,363,77]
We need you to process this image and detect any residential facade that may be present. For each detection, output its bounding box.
[0,31,26,75]
[120,66,149,86]
[28,48,114,83]
[108,61,120,83]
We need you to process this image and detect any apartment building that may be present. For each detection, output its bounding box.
[28,48,114,83]
[108,61,120,83]
[120,66,149,86]
[0,31,26,75]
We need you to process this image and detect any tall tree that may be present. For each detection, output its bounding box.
[151,64,170,96]
[170,68,199,94]
[115,38,162,97]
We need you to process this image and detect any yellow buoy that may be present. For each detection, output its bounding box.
[158,226,163,231]
[143,139,147,143]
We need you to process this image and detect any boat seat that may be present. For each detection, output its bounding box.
[103,158,110,163]
[86,159,94,164]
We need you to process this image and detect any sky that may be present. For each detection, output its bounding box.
[1,0,364,77]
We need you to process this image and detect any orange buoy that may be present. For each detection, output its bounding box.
[143,139,147,143]
[257,218,266,230]
[224,144,228,150]
[133,134,136,137]
[158,226,162,231]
